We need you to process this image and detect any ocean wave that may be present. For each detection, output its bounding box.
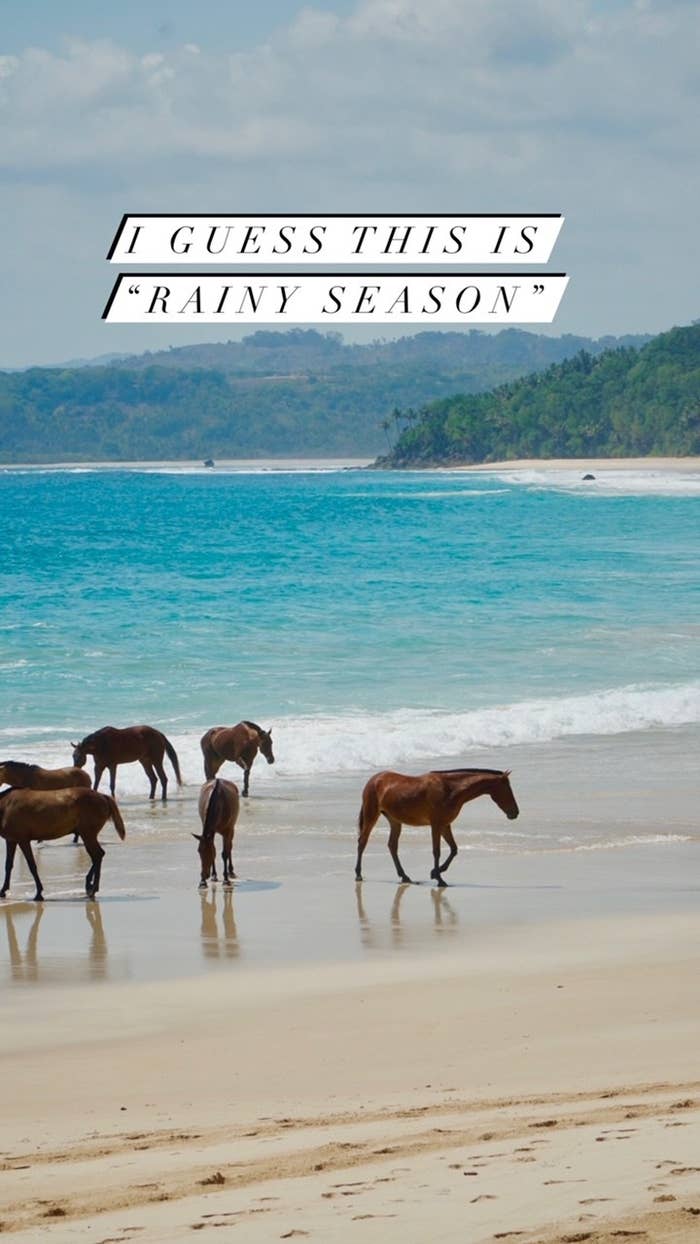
[4,680,699,785]
[485,468,700,496]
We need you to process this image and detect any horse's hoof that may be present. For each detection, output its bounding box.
[198,881,208,889]
[33,894,44,902]
[430,867,439,880]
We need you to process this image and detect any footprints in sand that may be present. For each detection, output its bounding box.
[2,1084,699,1240]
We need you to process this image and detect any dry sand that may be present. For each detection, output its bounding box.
[459,457,700,472]
[2,908,698,1242]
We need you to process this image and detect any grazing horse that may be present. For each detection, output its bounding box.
[72,725,182,801]
[0,760,92,792]
[200,722,274,797]
[0,786,126,901]
[356,768,519,886]
[194,778,240,888]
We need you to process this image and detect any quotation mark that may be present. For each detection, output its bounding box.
[532,284,545,294]
[128,284,141,295]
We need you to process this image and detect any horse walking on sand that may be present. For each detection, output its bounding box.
[0,786,126,901]
[194,778,240,888]
[356,768,520,886]
[0,760,92,792]
[72,725,182,801]
[200,722,274,797]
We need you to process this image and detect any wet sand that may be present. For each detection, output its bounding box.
[1,910,699,1242]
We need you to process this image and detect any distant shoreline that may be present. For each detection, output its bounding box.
[459,455,700,472]
[2,455,700,472]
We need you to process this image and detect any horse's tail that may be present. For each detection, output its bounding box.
[105,794,126,840]
[202,778,221,840]
[357,780,379,839]
[162,734,183,786]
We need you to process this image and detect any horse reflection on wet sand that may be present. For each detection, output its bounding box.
[1,901,108,984]
[356,768,519,886]
[199,888,239,960]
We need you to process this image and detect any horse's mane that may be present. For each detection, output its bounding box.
[0,760,37,776]
[242,720,265,734]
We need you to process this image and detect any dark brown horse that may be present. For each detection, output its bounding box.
[72,725,182,800]
[194,778,240,888]
[200,722,274,797]
[356,768,519,886]
[0,760,92,792]
[0,786,126,901]
[0,762,93,843]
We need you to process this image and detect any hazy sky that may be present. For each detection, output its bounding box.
[1,0,696,367]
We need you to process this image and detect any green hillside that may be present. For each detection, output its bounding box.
[378,324,700,466]
[0,328,648,462]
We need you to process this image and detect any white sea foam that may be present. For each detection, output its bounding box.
[7,680,699,787]
[484,468,700,496]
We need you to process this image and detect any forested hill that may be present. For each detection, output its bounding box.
[376,324,700,466]
[0,328,647,462]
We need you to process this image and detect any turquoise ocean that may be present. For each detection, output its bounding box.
[2,462,699,860]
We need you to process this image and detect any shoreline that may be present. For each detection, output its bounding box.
[1,454,700,472]
[459,456,700,472]
[2,908,699,1241]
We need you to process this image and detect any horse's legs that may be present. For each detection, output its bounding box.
[430,823,447,887]
[93,762,104,792]
[438,825,458,876]
[387,818,413,884]
[153,756,168,802]
[241,765,251,798]
[82,836,105,898]
[223,833,235,883]
[0,840,17,897]
[140,760,157,800]
[109,766,117,797]
[19,841,44,901]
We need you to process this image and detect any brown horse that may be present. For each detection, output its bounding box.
[194,778,240,888]
[0,786,126,901]
[356,768,519,886]
[72,725,182,800]
[200,722,274,797]
[0,760,92,792]
[0,762,93,844]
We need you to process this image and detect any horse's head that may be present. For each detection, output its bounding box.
[192,832,215,880]
[71,740,87,768]
[491,770,519,820]
[258,727,275,765]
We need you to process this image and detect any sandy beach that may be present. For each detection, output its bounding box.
[2,907,699,1243]
[2,734,699,1243]
[459,457,700,472]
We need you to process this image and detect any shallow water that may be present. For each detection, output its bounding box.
[1,463,699,943]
